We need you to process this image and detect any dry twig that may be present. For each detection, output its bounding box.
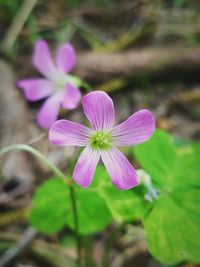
[75,46,200,82]
[0,227,37,267]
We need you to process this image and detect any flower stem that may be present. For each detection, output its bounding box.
[102,226,121,267]
[69,185,83,267]
[67,149,84,266]
[0,144,66,180]
[83,235,94,267]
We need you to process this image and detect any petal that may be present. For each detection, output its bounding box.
[49,120,92,146]
[82,91,115,131]
[56,43,76,73]
[33,39,58,80]
[37,94,62,129]
[73,146,100,188]
[62,83,81,109]
[112,109,155,146]
[100,148,139,190]
[17,79,54,101]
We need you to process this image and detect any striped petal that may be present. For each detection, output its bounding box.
[112,109,155,146]
[73,146,100,188]
[49,120,92,147]
[100,148,139,190]
[82,91,115,131]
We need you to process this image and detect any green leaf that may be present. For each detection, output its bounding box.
[134,129,200,264]
[133,130,177,188]
[92,166,150,222]
[30,176,112,235]
[134,130,200,189]
[65,187,112,235]
[63,166,113,234]
[175,143,200,186]
[30,178,70,234]
[100,184,150,222]
[144,186,200,264]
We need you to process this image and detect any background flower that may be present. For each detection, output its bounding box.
[18,39,81,128]
[49,91,155,190]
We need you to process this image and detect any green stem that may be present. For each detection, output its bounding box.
[102,227,121,267]
[84,235,94,267]
[0,144,66,180]
[70,186,83,267]
[67,148,84,266]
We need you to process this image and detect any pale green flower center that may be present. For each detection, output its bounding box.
[55,74,81,90]
[55,74,70,89]
[90,131,113,150]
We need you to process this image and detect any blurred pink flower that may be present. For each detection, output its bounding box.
[18,40,81,128]
[49,91,155,190]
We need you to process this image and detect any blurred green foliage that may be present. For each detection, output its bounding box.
[173,0,187,6]
[0,0,21,17]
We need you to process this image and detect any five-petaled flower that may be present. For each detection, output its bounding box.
[17,39,81,128]
[49,91,155,190]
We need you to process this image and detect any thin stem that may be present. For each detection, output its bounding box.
[102,226,121,267]
[68,148,96,267]
[0,144,66,181]
[67,148,84,266]
[68,148,82,174]
[69,186,82,267]
[84,236,94,267]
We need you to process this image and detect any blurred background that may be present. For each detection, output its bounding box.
[0,0,200,266]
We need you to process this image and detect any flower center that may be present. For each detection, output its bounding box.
[90,131,113,150]
[55,74,68,89]
[55,74,77,90]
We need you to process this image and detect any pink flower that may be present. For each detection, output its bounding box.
[18,40,81,128]
[49,91,155,190]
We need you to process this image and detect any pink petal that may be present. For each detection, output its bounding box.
[17,79,54,101]
[56,43,76,73]
[112,109,155,146]
[82,91,115,131]
[33,40,58,80]
[49,120,92,146]
[73,146,100,188]
[100,148,139,190]
[62,83,81,110]
[37,94,62,129]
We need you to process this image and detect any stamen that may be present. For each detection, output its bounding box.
[90,131,113,150]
